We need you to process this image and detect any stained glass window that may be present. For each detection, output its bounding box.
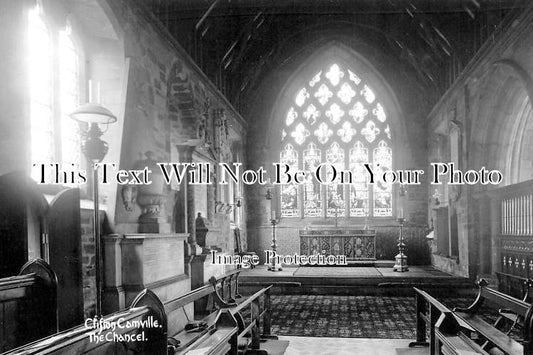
[326,142,345,217]
[349,141,369,217]
[280,144,299,217]
[373,141,393,216]
[303,143,322,217]
[280,63,393,218]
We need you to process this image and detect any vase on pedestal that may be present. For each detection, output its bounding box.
[135,151,169,233]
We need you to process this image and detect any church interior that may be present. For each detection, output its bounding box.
[1,0,533,354]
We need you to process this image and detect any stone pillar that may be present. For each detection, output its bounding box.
[176,144,198,253]
[478,195,491,274]
[434,206,449,255]
[207,179,215,222]
[490,196,501,275]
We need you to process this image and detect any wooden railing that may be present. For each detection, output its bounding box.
[5,289,168,355]
[0,259,58,352]
[410,287,457,355]
[501,181,533,237]
[476,180,533,295]
[495,181,533,280]
[409,283,533,355]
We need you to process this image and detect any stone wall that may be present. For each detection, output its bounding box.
[108,1,247,248]
[426,5,533,278]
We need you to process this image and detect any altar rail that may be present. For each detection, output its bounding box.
[497,181,533,278]
[501,181,533,237]
[480,180,533,296]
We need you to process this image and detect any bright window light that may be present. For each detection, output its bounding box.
[29,4,54,181]
[59,26,82,173]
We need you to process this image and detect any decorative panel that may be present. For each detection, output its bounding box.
[299,229,376,260]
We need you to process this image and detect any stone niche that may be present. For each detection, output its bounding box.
[103,233,190,312]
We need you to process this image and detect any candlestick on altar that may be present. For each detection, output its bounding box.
[268,217,281,271]
[266,184,281,271]
[394,184,408,272]
[393,217,409,272]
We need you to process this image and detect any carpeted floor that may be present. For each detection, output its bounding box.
[270,295,501,339]
[294,267,381,277]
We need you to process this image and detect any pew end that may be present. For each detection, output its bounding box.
[0,258,58,352]
[412,282,533,355]
[3,288,168,355]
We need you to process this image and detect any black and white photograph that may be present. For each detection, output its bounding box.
[1,0,533,354]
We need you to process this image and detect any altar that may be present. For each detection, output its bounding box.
[299,229,376,261]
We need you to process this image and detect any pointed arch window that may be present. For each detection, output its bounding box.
[59,25,82,170]
[280,63,393,218]
[29,4,54,177]
[29,4,82,182]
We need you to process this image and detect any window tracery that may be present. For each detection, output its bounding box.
[280,62,393,218]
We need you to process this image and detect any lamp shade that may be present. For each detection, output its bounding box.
[69,103,117,124]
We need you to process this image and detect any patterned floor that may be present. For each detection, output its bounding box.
[293,267,381,276]
[270,295,485,339]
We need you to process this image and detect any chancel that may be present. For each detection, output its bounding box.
[1,0,533,354]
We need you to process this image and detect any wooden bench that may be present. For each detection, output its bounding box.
[168,308,239,355]
[209,269,243,306]
[0,259,58,352]
[4,288,168,354]
[497,272,533,301]
[434,311,490,355]
[165,270,275,355]
[229,285,274,354]
[493,275,533,336]
[410,287,480,355]
[5,270,274,355]
[452,279,533,355]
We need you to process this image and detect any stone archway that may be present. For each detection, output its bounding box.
[244,40,425,261]
[470,60,533,276]
[471,61,533,186]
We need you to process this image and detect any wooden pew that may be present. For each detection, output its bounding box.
[165,284,235,353]
[227,285,274,354]
[0,259,58,352]
[496,272,533,301]
[492,276,533,336]
[165,270,275,354]
[433,311,489,355]
[4,288,168,355]
[452,279,533,355]
[409,287,477,355]
[209,269,243,306]
[169,309,239,355]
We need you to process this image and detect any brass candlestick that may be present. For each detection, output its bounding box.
[393,217,409,272]
[268,218,282,272]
